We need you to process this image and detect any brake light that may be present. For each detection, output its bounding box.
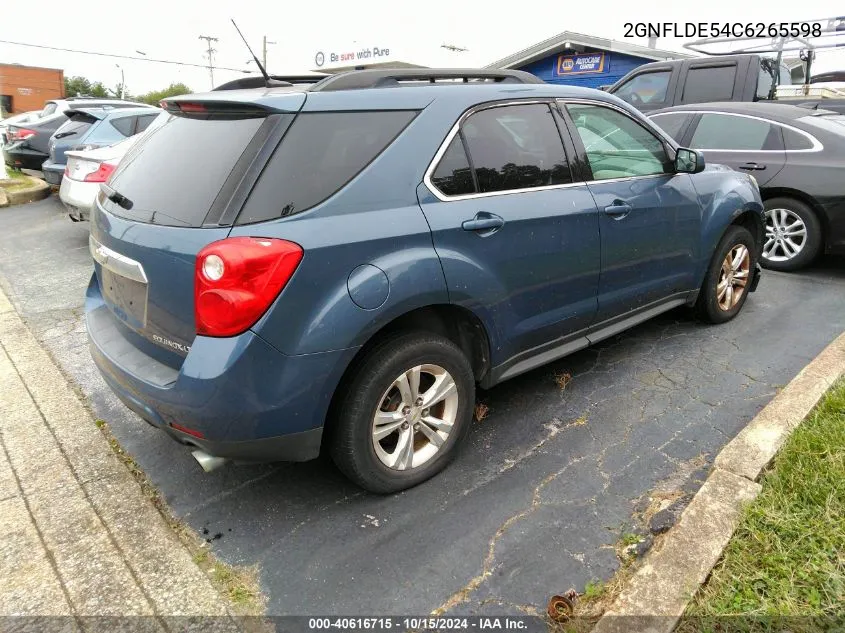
[83,162,117,183]
[13,128,36,141]
[195,237,303,337]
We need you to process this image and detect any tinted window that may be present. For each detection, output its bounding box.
[431,135,475,196]
[105,114,265,227]
[135,114,158,134]
[649,112,691,141]
[613,71,671,106]
[54,118,94,140]
[682,65,737,103]
[237,110,416,224]
[109,115,135,137]
[461,104,571,193]
[782,127,813,150]
[567,103,668,180]
[690,114,781,150]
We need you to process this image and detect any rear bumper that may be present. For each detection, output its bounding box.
[3,144,47,171]
[41,160,65,185]
[59,177,98,221]
[85,274,357,463]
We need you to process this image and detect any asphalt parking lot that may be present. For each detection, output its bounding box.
[2,195,845,616]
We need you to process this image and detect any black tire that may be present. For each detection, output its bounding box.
[696,225,757,324]
[761,197,823,272]
[329,332,475,494]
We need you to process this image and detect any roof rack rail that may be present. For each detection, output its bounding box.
[308,68,544,92]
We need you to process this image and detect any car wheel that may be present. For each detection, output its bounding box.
[762,197,822,272]
[696,225,757,324]
[329,332,475,494]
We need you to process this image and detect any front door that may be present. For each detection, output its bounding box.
[562,101,702,322]
[418,102,601,366]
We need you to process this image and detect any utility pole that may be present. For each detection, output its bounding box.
[198,34,219,89]
[262,35,276,71]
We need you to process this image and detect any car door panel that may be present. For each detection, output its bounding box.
[687,112,787,186]
[562,101,701,322]
[418,102,601,367]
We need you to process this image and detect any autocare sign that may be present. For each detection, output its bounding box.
[555,52,606,76]
[314,46,392,68]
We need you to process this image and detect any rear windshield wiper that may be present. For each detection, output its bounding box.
[101,184,134,210]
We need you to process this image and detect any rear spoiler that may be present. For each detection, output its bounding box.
[63,108,112,121]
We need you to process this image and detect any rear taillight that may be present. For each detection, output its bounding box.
[13,129,36,141]
[83,162,117,183]
[194,237,303,337]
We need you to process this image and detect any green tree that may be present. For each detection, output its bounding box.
[64,76,110,98]
[135,83,192,106]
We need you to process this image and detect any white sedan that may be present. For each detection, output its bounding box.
[60,112,166,221]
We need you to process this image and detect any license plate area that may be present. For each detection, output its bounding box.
[101,268,148,329]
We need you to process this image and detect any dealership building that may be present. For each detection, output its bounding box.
[0,64,64,115]
[486,31,691,89]
[309,32,690,90]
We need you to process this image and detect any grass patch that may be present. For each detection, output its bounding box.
[684,380,845,619]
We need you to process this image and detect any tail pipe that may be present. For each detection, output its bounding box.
[191,450,228,473]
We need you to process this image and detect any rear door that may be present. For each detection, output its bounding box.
[562,101,702,322]
[89,96,305,363]
[418,101,601,365]
[686,112,787,186]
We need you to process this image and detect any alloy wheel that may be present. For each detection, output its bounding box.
[371,364,459,471]
[716,244,750,311]
[764,208,807,262]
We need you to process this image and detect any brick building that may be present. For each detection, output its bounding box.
[0,64,64,115]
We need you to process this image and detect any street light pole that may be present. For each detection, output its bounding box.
[262,36,276,72]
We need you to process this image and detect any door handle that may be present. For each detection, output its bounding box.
[739,162,767,171]
[604,201,632,218]
[461,212,505,233]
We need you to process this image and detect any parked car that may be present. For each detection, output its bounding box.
[43,107,161,186]
[86,69,764,493]
[61,112,167,221]
[2,98,153,171]
[608,54,845,115]
[1,110,40,146]
[650,102,845,271]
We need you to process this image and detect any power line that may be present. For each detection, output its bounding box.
[0,39,251,74]
[198,35,219,89]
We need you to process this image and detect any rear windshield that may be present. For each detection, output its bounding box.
[103,114,265,227]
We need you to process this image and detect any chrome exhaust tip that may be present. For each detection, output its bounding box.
[191,450,229,473]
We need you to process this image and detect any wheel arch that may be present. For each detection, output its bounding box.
[321,303,492,446]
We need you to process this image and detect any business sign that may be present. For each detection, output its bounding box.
[556,52,606,76]
[314,45,393,68]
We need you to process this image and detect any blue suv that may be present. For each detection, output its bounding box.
[86,69,764,493]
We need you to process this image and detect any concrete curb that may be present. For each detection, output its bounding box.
[591,331,845,633]
[0,175,51,206]
[0,284,243,623]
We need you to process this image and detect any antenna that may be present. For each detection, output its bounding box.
[231,19,273,87]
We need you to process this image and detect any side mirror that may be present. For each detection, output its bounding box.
[675,148,705,174]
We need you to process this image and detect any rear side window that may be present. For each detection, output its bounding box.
[135,114,159,134]
[105,114,266,227]
[461,104,571,194]
[649,112,691,142]
[682,65,736,103]
[237,111,416,224]
[431,136,475,196]
[109,115,135,137]
[690,113,782,150]
[782,127,813,150]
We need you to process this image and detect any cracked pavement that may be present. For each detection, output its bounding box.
[1,197,844,616]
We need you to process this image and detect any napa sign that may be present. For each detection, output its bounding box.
[555,52,607,76]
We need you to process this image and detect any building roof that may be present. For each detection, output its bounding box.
[485,31,694,69]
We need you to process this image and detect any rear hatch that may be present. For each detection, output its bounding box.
[89,93,306,367]
[49,110,101,164]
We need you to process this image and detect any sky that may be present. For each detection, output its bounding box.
[1,0,844,95]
